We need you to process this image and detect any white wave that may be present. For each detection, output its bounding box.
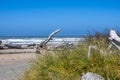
[0,37,85,45]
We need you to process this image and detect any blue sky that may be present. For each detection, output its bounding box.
[0,0,120,36]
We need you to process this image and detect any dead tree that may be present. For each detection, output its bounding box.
[36,29,60,53]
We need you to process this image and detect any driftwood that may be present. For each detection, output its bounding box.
[36,29,60,53]
[87,46,104,60]
[40,29,60,48]
[0,41,4,49]
[108,29,120,50]
[87,29,120,60]
[0,40,2,45]
[3,43,36,49]
[54,42,74,49]
[5,43,28,49]
[5,44,23,49]
[0,45,4,49]
[80,72,104,80]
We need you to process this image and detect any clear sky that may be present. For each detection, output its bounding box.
[0,0,120,36]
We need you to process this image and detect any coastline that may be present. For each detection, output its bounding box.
[0,37,83,80]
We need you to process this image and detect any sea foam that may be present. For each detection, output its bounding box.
[0,37,85,45]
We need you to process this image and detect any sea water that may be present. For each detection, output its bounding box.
[0,36,85,45]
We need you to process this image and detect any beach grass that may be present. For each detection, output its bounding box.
[21,32,120,80]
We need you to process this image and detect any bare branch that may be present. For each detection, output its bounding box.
[40,29,60,48]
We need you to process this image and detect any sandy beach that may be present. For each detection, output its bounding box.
[0,49,37,80]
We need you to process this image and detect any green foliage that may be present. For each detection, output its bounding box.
[21,32,120,80]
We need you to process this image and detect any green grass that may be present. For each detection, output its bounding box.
[21,34,120,80]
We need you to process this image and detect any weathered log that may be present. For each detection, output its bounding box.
[54,42,74,49]
[80,72,104,80]
[5,44,23,49]
[39,29,60,48]
[36,29,60,53]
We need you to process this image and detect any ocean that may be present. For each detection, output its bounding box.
[0,36,85,45]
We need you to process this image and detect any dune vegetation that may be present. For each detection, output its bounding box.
[21,32,120,80]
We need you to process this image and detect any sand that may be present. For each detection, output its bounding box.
[0,49,37,80]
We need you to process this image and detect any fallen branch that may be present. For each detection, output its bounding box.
[36,29,60,53]
[40,29,60,48]
[87,45,104,60]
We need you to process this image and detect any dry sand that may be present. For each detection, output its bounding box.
[0,49,37,80]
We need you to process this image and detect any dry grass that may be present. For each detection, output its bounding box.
[21,32,120,80]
